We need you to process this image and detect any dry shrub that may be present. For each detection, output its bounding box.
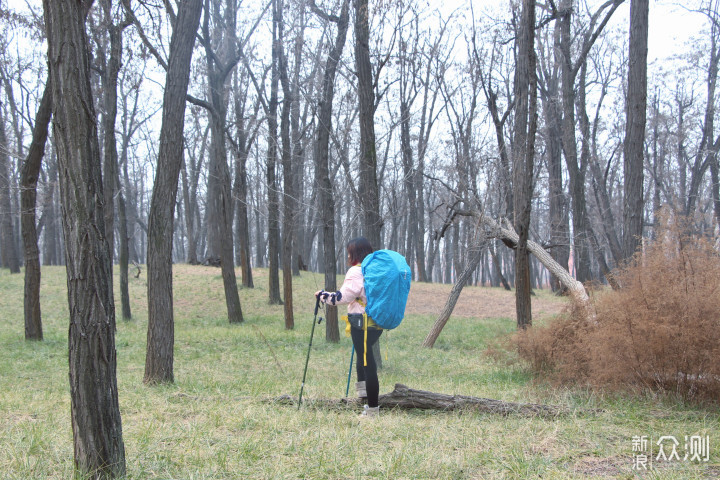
[515,213,720,402]
[513,302,594,384]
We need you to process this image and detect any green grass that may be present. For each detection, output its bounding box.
[0,265,718,479]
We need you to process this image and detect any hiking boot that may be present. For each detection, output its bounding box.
[355,381,367,399]
[359,404,379,418]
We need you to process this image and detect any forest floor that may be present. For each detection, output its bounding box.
[406,281,566,321]
[0,265,717,479]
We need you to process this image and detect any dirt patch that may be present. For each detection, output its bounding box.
[406,282,567,321]
[573,456,626,477]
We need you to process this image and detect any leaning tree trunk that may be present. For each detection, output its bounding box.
[423,213,592,348]
[423,245,483,348]
[491,217,589,309]
[145,0,203,384]
[20,76,52,340]
[43,0,126,476]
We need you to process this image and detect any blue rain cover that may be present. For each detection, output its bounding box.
[361,250,411,329]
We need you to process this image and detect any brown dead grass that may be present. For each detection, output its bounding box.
[514,211,720,403]
[406,281,567,320]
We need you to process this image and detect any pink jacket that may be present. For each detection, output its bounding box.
[320,265,366,314]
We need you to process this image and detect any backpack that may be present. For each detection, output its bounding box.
[361,249,411,329]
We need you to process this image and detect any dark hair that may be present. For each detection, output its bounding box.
[347,237,374,265]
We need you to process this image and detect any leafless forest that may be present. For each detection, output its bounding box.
[2,0,719,475]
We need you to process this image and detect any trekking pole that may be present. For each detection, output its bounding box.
[298,295,322,409]
[345,345,355,397]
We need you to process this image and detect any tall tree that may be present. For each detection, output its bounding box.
[0,106,20,274]
[95,0,131,317]
[20,77,52,340]
[512,0,537,329]
[623,0,649,259]
[42,0,125,476]
[311,0,350,342]
[267,0,283,305]
[354,0,382,248]
[230,68,258,288]
[199,0,243,323]
[559,0,624,282]
[143,0,204,384]
[278,0,297,329]
[537,20,571,292]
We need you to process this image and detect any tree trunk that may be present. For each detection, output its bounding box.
[559,1,591,283]
[180,147,201,265]
[20,77,52,340]
[145,0,203,384]
[354,0,382,248]
[491,216,589,310]
[538,24,571,292]
[0,108,20,274]
[427,211,592,344]
[41,156,59,265]
[512,0,537,330]
[267,2,282,305]
[116,182,131,320]
[100,0,125,271]
[43,0,126,475]
[423,246,483,348]
[378,384,564,416]
[278,0,297,329]
[202,0,243,324]
[490,241,511,290]
[311,0,350,342]
[622,0,649,260]
[232,72,254,288]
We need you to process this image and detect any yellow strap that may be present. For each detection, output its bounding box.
[342,315,351,338]
[363,313,368,367]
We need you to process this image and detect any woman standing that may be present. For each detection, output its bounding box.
[316,237,382,417]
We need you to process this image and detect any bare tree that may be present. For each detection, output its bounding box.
[537,18,571,292]
[278,0,298,329]
[42,0,125,475]
[93,0,131,317]
[20,77,51,340]
[230,68,259,288]
[143,0,203,384]
[198,0,244,324]
[512,0,538,329]
[267,0,283,305]
[622,0,648,259]
[354,0,382,248]
[558,0,624,282]
[311,0,350,341]
[0,106,19,273]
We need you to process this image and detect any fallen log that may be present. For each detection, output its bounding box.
[274,384,582,417]
[378,384,565,416]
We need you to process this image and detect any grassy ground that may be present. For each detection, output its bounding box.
[0,265,718,479]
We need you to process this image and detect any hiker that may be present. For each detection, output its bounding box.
[315,236,383,418]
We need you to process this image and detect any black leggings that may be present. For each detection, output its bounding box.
[350,326,383,407]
